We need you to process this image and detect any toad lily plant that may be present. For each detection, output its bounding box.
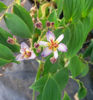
[0,0,92,100]
[39,31,67,59]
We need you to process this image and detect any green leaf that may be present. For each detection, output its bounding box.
[0,43,15,61]
[43,55,61,75]
[48,10,58,28]
[0,1,7,12]
[55,0,63,17]
[29,75,48,92]
[68,56,89,78]
[78,81,87,99]
[54,68,69,90]
[13,4,34,33]
[0,58,10,67]
[91,49,93,62]
[63,92,71,100]
[65,21,84,58]
[0,27,20,52]
[89,10,93,32]
[4,13,31,38]
[82,0,93,17]
[42,76,61,100]
[63,0,82,22]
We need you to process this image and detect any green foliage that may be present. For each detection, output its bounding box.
[68,56,89,78]
[82,0,93,17]
[78,81,87,99]
[30,75,48,92]
[83,40,93,62]
[54,68,69,90]
[48,10,58,28]
[63,92,71,100]
[13,4,34,34]
[0,58,10,67]
[0,1,7,12]
[42,76,61,100]
[0,43,15,61]
[0,27,20,52]
[63,0,82,22]
[65,21,84,58]
[4,13,31,38]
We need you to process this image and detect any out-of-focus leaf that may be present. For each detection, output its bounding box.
[0,1,7,12]
[4,13,31,38]
[13,4,34,33]
[63,92,71,100]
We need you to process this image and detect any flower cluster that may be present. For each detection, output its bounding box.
[16,30,67,63]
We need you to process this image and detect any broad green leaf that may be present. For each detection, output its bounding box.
[63,92,71,100]
[68,56,89,78]
[37,93,42,100]
[78,81,87,99]
[65,21,84,58]
[63,0,82,22]
[0,1,7,12]
[0,58,10,67]
[4,13,31,38]
[48,10,58,28]
[0,27,20,52]
[0,43,15,61]
[29,75,48,92]
[82,0,93,17]
[54,68,69,90]
[13,4,34,33]
[42,76,61,100]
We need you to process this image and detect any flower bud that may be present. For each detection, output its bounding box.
[46,21,50,27]
[7,37,16,45]
[35,22,42,29]
[36,48,41,53]
[50,57,57,64]
[51,22,54,27]
[34,43,39,48]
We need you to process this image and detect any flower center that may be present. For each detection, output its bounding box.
[48,40,58,51]
[23,50,32,58]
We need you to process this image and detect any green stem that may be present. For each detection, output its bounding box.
[32,60,44,100]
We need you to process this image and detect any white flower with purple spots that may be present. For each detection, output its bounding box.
[16,42,36,61]
[39,31,67,59]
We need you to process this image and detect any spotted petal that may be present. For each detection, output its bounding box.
[20,42,29,53]
[39,41,48,46]
[56,34,64,43]
[54,50,58,59]
[46,31,55,42]
[41,47,52,57]
[58,43,67,52]
[28,51,36,59]
[16,54,24,61]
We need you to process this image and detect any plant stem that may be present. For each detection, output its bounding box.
[32,60,44,100]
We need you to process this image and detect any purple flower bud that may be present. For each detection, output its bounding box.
[7,37,16,45]
[50,57,57,64]
[34,43,39,48]
[35,22,42,29]
[46,21,50,27]
[51,22,54,27]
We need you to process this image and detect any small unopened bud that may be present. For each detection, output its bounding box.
[51,22,54,27]
[50,57,57,64]
[7,36,16,45]
[46,21,50,27]
[34,43,39,48]
[35,22,42,29]
[36,48,41,53]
